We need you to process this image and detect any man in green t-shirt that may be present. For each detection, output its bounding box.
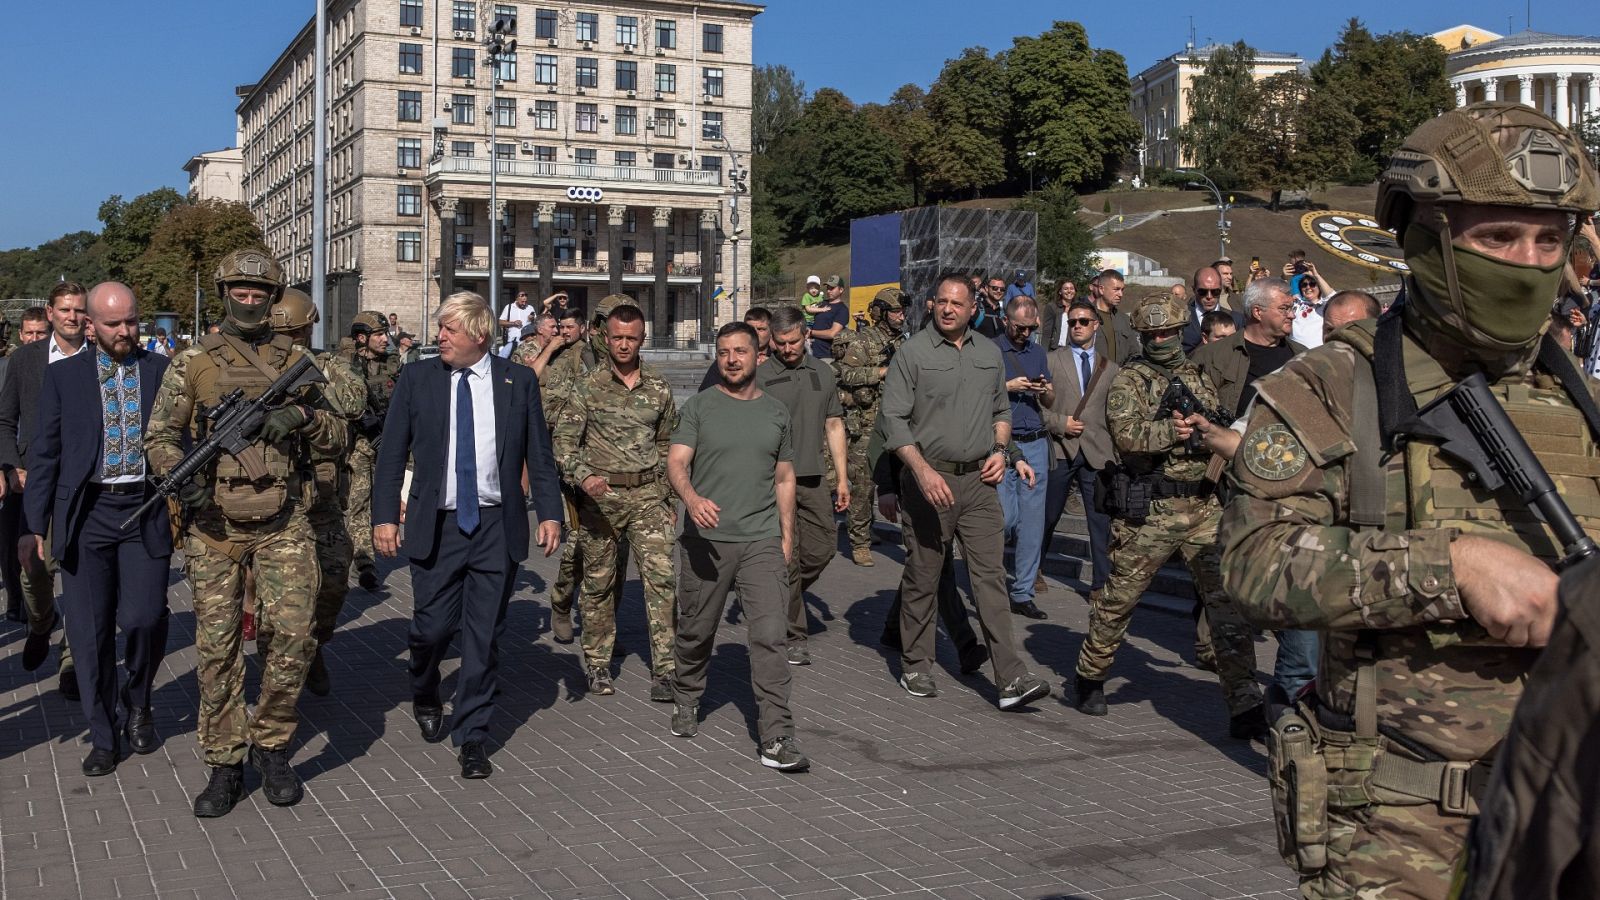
[667,321,807,772]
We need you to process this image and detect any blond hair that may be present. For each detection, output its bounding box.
[436,291,494,344]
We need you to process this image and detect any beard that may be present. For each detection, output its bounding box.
[720,366,754,391]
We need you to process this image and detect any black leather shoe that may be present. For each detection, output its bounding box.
[58,669,80,701]
[459,741,492,779]
[413,699,446,743]
[193,763,245,818]
[123,691,158,754]
[358,568,380,591]
[1009,602,1048,620]
[82,745,118,777]
[21,612,57,671]
[250,746,304,806]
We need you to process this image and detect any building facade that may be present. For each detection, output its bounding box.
[236,0,759,344]
[1129,43,1304,172]
[183,149,244,202]
[1436,26,1600,127]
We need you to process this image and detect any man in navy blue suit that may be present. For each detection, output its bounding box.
[373,291,563,779]
[25,282,171,777]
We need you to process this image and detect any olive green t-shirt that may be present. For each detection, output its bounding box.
[672,387,794,542]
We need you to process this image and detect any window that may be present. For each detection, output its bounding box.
[653,152,675,169]
[397,184,422,216]
[701,156,723,180]
[615,15,638,46]
[702,67,723,98]
[456,204,475,226]
[615,150,637,168]
[397,230,422,262]
[703,23,723,53]
[534,8,556,39]
[534,53,557,85]
[495,142,515,171]
[493,4,516,31]
[501,202,516,228]
[397,137,422,168]
[399,42,423,74]
[397,90,422,121]
[615,105,637,135]
[655,64,676,93]
[575,148,597,175]
[451,140,476,158]
[555,236,577,262]
[615,60,637,91]
[653,107,676,136]
[655,18,676,49]
[534,146,556,163]
[625,209,638,232]
[553,208,576,230]
[576,57,598,88]
[400,0,423,29]
[534,100,557,129]
[452,0,476,32]
[576,11,598,42]
[451,93,475,124]
[452,48,475,78]
[576,102,598,132]
[455,234,474,259]
[495,97,515,127]
[701,112,723,141]
[494,51,516,81]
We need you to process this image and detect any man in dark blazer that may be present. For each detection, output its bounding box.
[373,291,563,779]
[1041,300,1117,592]
[25,282,171,776]
[1181,267,1246,355]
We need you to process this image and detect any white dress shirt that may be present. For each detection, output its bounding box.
[48,334,89,365]
[443,352,502,510]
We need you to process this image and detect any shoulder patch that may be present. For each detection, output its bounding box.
[1243,424,1308,481]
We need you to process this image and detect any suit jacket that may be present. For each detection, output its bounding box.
[1039,301,1067,352]
[372,353,563,563]
[1092,307,1140,366]
[0,338,51,471]
[24,348,172,562]
[1041,345,1117,469]
[1181,304,1246,355]
[1188,329,1308,416]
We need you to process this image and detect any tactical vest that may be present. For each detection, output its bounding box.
[189,333,310,523]
[1117,359,1217,482]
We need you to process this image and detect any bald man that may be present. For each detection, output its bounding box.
[1320,290,1381,341]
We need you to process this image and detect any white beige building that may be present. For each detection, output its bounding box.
[1129,43,1304,171]
[237,0,759,344]
[1436,25,1600,127]
[183,148,244,202]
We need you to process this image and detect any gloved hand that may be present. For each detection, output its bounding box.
[258,406,310,443]
[177,476,212,510]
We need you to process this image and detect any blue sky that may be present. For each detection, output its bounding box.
[0,1,1590,250]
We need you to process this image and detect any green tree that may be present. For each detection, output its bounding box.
[764,89,909,241]
[1309,20,1451,181]
[918,48,1009,197]
[128,200,265,330]
[0,231,109,299]
[862,84,934,205]
[1017,182,1097,285]
[1174,41,1260,189]
[97,188,184,281]
[752,64,806,156]
[1006,21,1139,190]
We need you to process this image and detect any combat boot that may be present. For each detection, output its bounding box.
[304,648,331,697]
[192,763,245,818]
[1075,677,1107,716]
[358,567,380,591]
[250,746,304,807]
[851,547,874,567]
[1228,703,1269,741]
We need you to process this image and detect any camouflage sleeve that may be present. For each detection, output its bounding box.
[1219,368,1466,632]
[655,384,676,484]
[290,350,346,456]
[541,357,572,431]
[834,332,881,388]
[145,347,200,476]
[1106,368,1178,455]
[553,378,590,489]
[316,352,367,420]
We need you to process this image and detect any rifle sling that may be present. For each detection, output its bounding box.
[1536,332,1600,446]
[1071,356,1108,419]
[219,333,287,384]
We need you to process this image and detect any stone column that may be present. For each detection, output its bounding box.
[607,204,625,298]
[537,201,555,300]
[1588,76,1600,125]
[433,196,458,301]
[652,206,672,348]
[698,208,719,345]
[1557,74,1572,127]
[1520,74,1536,108]
[1483,77,1499,102]
[1455,83,1468,108]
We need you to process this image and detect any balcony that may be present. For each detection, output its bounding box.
[433,255,706,280]
[427,156,722,192]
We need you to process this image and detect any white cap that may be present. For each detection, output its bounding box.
[805,274,821,285]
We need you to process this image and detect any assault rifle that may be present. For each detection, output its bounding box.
[1405,371,1598,571]
[1155,376,1233,453]
[120,354,327,530]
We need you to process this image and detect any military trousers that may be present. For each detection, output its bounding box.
[185,505,319,767]
[576,485,676,677]
[307,465,352,644]
[897,468,1028,686]
[1075,495,1262,716]
[786,475,836,644]
[345,437,376,575]
[673,535,794,743]
[843,416,876,552]
[1303,802,1468,899]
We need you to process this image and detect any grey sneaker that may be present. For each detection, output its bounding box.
[899,672,938,698]
[786,644,811,666]
[649,676,674,703]
[758,736,810,772]
[587,667,614,696]
[670,703,698,738]
[998,673,1051,710]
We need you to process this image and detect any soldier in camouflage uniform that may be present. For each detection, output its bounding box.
[338,311,401,591]
[263,289,366,696]
[1221,103,1600,899]
[832,288,908,566]
[1074,291,1264,739]
[146,249,347,818]
[552,297,677,700]
[540,304,598,639]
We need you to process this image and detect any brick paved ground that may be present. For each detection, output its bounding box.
[0,525,1297,900]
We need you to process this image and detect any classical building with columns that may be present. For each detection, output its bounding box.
[1130,42,1304,171]
[236,0,758,345]
[1436,25,1600,127]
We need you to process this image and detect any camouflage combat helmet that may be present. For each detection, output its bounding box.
[1377,101,1600,238]
[593,293,641,324]
[269,287,319,333]
[349,310,387,336]
[1129,291,1190,332]
[214,248,284,330]
[868,287,908,327]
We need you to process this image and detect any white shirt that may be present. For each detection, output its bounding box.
[443,352,502,510]
[1291,298,1325,349]
[48,334,88,365]
[501,301,534,344]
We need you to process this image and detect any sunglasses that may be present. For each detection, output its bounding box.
[1196,288,1221,297]
[1010,324,1038,333]
[1067,318,1096,327]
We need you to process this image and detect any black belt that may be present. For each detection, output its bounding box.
[926,457,986,476]
[91,482,145,495]
[1150,478,1210,499]
[1013,430,1047,443]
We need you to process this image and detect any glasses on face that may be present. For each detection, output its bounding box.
[1011,324,1038,334]
[1195,288,1221,298]
[1271,304,1296,315]
[1068,318,1096,327]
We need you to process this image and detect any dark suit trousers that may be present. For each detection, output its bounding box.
[409,507,516,746]
[59,487,171,752]
[0,491,23,616]
[1045,450,1111,591]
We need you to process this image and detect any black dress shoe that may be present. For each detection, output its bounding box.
[193,763,246,818]
[21,613,57,671]
[59,669,80,701]
[82,745,118,777]
[1009,601,1048,620]
[125,704,157,754]
[459,741,492,779]
[413,700,446,743]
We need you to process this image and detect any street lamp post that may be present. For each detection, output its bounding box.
[1181,170,1230,261]
[1024,150,1038,193]
[726,158,747,323]
[485,18,516,313]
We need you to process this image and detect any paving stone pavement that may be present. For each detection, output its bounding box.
[0,525,1298,900]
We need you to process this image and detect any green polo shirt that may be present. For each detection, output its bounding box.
[880,325,1009,463]
[672,387,794,542]
[756,355,842,479]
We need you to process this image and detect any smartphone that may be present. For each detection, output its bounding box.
[1250,256,1260,269]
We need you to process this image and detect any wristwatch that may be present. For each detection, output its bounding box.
[991,442,1010,463]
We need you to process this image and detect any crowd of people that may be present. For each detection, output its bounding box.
[5,101,1600,900]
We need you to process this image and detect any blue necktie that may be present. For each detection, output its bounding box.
[1079,350,1092,393]
[455,369,479,535]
